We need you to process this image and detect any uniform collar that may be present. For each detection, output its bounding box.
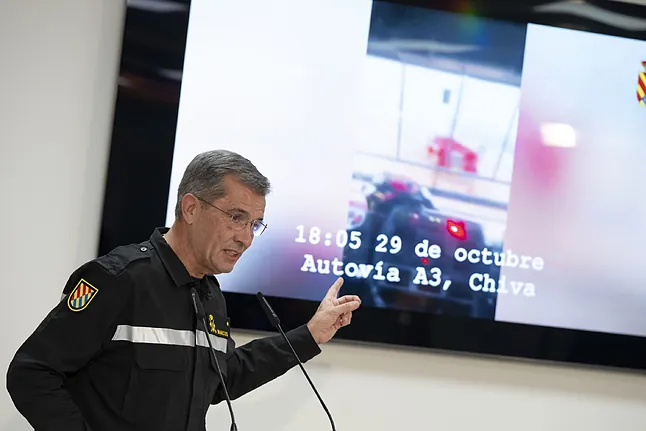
[150,227,200,288]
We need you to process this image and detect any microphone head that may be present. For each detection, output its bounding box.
[256,292,280,328]
[190,287,207,319]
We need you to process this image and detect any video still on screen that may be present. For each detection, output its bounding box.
[169,0,646,337]
[338,3,526,319]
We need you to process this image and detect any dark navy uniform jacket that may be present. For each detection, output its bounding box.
[6,228,321,431]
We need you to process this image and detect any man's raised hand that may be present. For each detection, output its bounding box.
[306,277,361,344]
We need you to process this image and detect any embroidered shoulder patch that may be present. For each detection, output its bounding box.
[67,279,99,312]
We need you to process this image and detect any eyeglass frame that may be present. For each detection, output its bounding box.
[193,194,268,236]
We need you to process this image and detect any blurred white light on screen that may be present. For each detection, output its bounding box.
[540,123,577,148]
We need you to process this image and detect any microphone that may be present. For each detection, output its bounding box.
[191,287,238,431]
[256,292,336,431]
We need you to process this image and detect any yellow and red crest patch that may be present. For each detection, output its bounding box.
[67,279,99,312]
[638,61,646,107]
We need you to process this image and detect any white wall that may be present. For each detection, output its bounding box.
[1,1,646,431]
[0,1,126,429]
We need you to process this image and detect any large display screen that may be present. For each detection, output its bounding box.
[164,0,646,339]
[101,0,646,371]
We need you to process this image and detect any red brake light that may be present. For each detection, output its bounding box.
[447,220,467,240]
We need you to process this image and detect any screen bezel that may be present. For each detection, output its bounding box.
[99,0,646,372]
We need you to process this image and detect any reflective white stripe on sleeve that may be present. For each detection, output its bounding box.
[195,330,228,354]
[112,325,227,353]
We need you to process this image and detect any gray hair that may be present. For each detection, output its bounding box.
[174,149,271,220]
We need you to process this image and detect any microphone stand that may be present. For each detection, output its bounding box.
[256,292,337,431]
[191,288,238,431]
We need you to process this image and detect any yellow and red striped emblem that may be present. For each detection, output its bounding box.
[67,279,99,312]
[638,61,646,107]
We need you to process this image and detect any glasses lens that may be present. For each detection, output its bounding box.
[251,221,266,236]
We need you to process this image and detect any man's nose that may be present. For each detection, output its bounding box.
[235,227,253,249]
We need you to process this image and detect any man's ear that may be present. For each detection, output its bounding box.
[181,194,199,224]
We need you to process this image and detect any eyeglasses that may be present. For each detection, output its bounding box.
[194,195,268,236]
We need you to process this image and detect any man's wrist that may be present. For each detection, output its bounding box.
[306,320,320,344]
[285,324,322,361]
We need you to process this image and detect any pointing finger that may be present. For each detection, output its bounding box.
[325,277,344,300]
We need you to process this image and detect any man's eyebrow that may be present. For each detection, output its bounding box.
[229,208,249,216]
[229,207,263,221]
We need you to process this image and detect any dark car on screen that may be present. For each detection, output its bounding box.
[341,173,498,318]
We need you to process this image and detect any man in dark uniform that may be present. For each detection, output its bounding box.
[6,150,361,431]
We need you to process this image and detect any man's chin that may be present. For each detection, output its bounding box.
[211,252,243,275]
[212,261,237,275]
